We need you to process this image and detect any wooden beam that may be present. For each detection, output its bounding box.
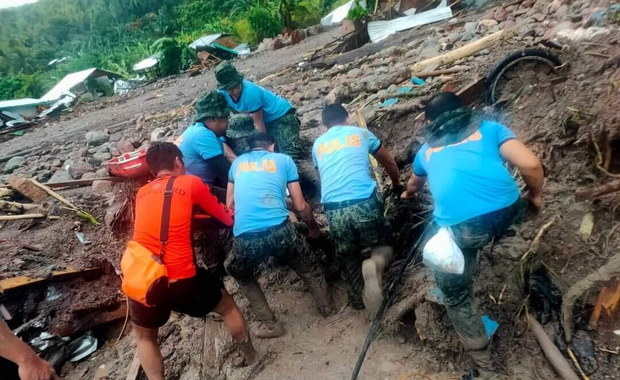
[125,352,141,380]
[411,30,508,73]
[46,177,125,189]
[0,214,46,221]
[0,267,102,293]
[456,76,487,106]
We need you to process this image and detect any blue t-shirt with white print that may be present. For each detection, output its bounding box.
[413,120,520,227]
[219,80,292,123]
[229,150,299,236]
[178,122,224,185]
[312,126,382,203]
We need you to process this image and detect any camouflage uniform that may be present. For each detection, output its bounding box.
[325,192,390,308]
[430,199,524,372]
[225,221,332,322]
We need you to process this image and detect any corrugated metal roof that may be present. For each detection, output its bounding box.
[321,0,366,26]
[189,33,228,50]
[40,68,120,102]
[0,98,46,109]
[368,6,452,43]
[132,54,160,72]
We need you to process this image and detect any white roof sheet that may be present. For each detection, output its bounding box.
[321,0,366,26]
[0,98,45,109]
[368,6,452,43]
[189,34,225,50]
[133,54,160,71]
[41,68,117,102]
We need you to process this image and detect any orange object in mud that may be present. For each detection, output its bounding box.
[104,148,150,178]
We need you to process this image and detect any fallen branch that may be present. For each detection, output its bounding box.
[411,66,471,78]
[258,67,294,84]
[567,347,592,380]
[411,30,509,73]
[0,213,45,221]
[30,178,99,225]
[562,252,620,342]
[575,180,620,200]
[0,200,40,214]
[527,313,580,380]
[46,177,124,189]
[521,214,560,263]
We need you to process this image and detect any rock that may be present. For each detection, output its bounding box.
[306,25,323,36]
[463,22,477,34]
[479,19,499,29]
[531,13,546,22]
[290,92,303,103]
[360,63,371,74]
[461,31,475,41]
[548,0,563,13]
[303,88,320,100]
[313,80,331,94]
[67,161,94,179]
[256,38,275,52]
[36,171,53,183]
[110,148,121,157]
[4,156,26,173]
[291,29,306,45]
[82,172,99,180]
[48,169,73,184]
[116,140,135,154]
[96,168,109,177]
[150,127,168,142]
[92,180,114,195]
[555,4,569,19]
[494,7,508,22]
[109,132,122,142]
[325,85,351,105]
[85,131,110,147]
[347,68,362,78]
[51,159,63,168]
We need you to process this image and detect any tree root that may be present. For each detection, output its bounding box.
[561,252,620,342]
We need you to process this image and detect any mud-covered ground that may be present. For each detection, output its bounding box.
[1,0,619,379]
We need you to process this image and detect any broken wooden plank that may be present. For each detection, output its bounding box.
[0,200,40,214]
[46,177,125,190]
[411,30,509,73]
[456,76,487,106]
[8,176,48,203]
[125,352,141,380]
[0,267,102,293]
[30,178,77,209]
[0,213,46,221]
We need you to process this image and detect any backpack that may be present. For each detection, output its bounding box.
[121,176,176,306]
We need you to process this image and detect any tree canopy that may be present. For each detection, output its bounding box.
[0,0,341,100]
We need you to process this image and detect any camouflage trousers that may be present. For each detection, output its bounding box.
[325,192,390,308]
[430,199,524,351]
[225,220,323,284]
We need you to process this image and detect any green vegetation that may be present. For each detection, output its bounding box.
[0,0,342,100]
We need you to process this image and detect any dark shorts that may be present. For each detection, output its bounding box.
[128,268,224,329]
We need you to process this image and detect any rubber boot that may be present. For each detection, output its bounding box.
[237,281,285,339]
[362,246,393,313]
[461,335,495,379]
[303,275,337,317]
[233,337,256,367]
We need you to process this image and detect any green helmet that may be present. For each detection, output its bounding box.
[194,91,231,121]
[215,61,244,90]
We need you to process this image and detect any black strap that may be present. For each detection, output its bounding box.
[159,176,176,258]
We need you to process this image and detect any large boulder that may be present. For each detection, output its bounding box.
[67,161,95,179]
[116,140,135,154]
[85,131,110,147]
[4,156,26,173]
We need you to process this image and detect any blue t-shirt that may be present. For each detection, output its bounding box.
[413,120,520,227]
[219,80,292,123]
[177,122,224,185]
[229,150,299,236]
[312,126,382,203]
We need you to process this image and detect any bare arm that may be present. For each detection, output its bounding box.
[222,142,237,163]
[226,182,235,210]
[288,181,320,238]
[250,109,267,133]
[372,146,401,187]
[400,173,427,200]
[500,139,544,208]
[0,319,58,380]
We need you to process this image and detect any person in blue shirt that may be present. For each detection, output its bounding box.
[401,92,544,380]
[312,104,402,312]
[177,91,236,197]
[215,61,319,198]
[225,132,335,339]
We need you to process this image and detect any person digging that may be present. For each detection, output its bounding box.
[312,104,403,312]
[124,143,255,380]
[401,92,544,380]
[225,132,336,338]
[215,61,320,199]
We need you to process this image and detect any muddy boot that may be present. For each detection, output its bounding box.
[254,320,286,339]
[304,276,337,317]
[362,246,393,313]
[233,337,256,367]
[237,280,285,339]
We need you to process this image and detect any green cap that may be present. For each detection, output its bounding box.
[215,61,244,90]
[194,91,231,121]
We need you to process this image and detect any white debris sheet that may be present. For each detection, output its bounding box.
[321,0,366,26]
[368,6,453,43]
